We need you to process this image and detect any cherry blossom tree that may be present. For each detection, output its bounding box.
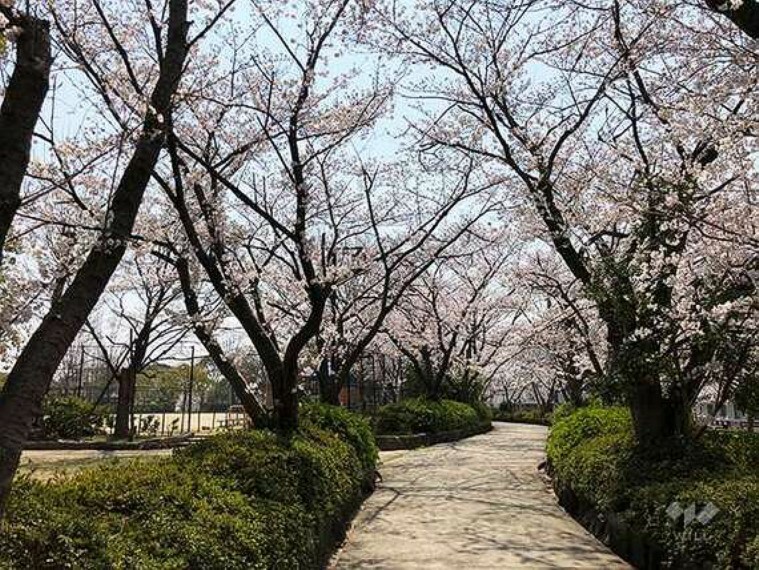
[516,253,607,404]
[703,0,759,38]
[0,3,53,362]
[85,254,189,439]
[313,158,501,405]
[0,0,193,515]
[161,250,268,422]
[0,1,51,262]
[371,0,758,444]
[382,230,517,402]
[152,0,387,430]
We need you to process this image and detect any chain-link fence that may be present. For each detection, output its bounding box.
[302,353,407,412]
[46,344,409,438]
[46,343,247,438]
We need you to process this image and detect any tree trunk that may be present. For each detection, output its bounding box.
[565,375,584,407]
[664,386,693,438]
[271,369,299,432]
[602,306,692,445]
[627,379,669,445]
[269,288,327,431]
[113,369,136,440]
[417,347,439,400]
[605,324,676,445]
[0,15,51,262]
[704,0,759,38]
[318,382,341,406]
[621,358,692,445]
[173,256,265,423]
[0,0,189,518]
[318,358,341,405]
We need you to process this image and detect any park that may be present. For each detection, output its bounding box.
[0,0,757,568]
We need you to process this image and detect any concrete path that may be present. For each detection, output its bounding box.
[334,422,629,569]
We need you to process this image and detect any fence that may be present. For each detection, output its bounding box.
[46,344,408,438]
[47,343,246,438]
[302,353,406,412]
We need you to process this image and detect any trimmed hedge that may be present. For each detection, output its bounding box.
[42,396,108,440]
[375,421,492,451]
[547,405,759,569]
[300,402,378,473]
[493,408,552,426]
[373,398,491,436]
[0,403,377,569]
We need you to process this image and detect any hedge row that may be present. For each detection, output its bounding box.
[0,403,377,569]
[547,405,759,569]
[492,408,552,426]
[42,396,109,440]
[373,398,492,436]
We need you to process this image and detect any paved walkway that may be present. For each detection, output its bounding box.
[334,423,629,569]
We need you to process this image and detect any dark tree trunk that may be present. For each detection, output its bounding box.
[269,290,328,432]
[271,369,299,432]
[704,0,759,38]
[565,375,585,408]
[113,369,136,440]
[317,358,341,405]
[0,0,189,517]
[192,339,264,424]
[318,375,341,406]
[611,336,692,445]
[0,15,51,262]
[604,315,681,446]
[627,379,668,445]
[621,369,694,445]
[665,385,694,438]
[417,346,440,400]
[163,171,297,429]
[173,256,264,423]
[318,381,341,406]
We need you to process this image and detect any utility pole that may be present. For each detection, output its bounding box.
[187,346,195,433]
[76,345,85,399]
[128,329,136,439]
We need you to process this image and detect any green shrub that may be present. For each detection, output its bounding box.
[470,401,494,423]
[744,535,759,568]
[0,404,377,569]
[300,402,378,472]
[175,428,365,528]
[548,406,759,568]
[703,430,759,471]
[628,475,759,569]
[493,407,552,425]
[553,429,636,511]
[549,402,576,423]
[42,396,108,440]
[546,404,630,467]
[1,461,312,569]
[374,398,487,435]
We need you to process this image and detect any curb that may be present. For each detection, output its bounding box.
[23,434,193,451]
[375,422,492,451]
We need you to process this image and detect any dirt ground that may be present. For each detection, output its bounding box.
[18,449,173,481]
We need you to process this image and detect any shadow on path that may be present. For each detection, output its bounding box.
[333,423,629,569]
